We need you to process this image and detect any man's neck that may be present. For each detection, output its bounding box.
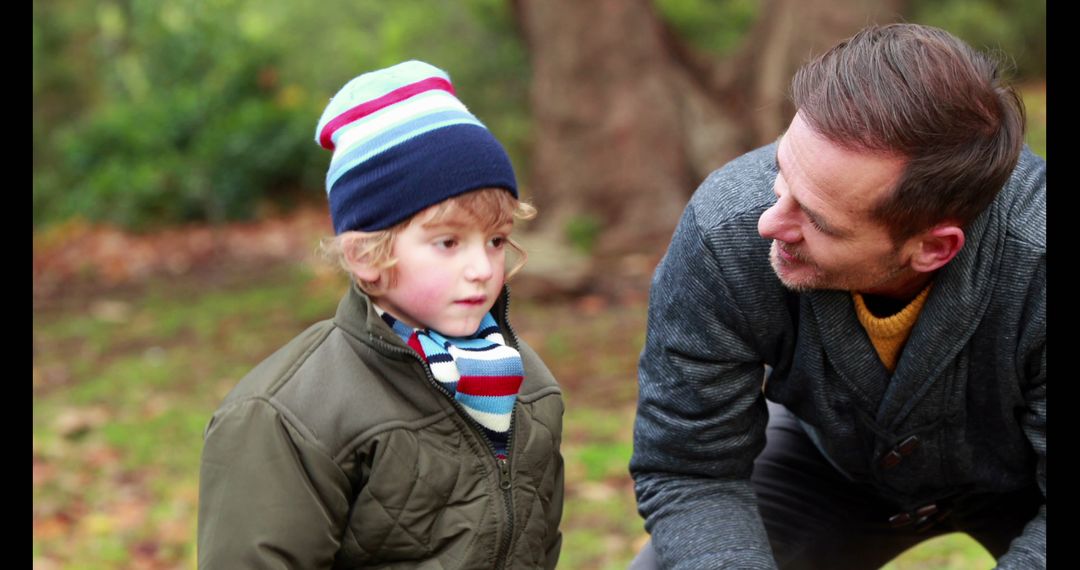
[859,294,910,318]
[857,270,935,306]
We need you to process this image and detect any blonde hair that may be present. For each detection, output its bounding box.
[319,188,536,296]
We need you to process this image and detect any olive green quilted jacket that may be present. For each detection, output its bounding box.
[198,284,564,569]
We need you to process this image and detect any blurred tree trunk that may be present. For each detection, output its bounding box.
[511,0,904,276]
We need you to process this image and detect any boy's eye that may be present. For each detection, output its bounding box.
[434,238,458,249]
[488,236,507,248]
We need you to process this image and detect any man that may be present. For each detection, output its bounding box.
[629,23,1044,569]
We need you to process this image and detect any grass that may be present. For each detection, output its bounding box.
[33,264,342,569]
[33,262,1014,569]
[883,534,995,569]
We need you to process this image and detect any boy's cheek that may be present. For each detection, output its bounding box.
[399,286,446,310]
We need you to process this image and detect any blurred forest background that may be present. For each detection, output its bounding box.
[33,1,1045,569]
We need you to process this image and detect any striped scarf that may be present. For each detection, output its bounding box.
[378,309,524,458]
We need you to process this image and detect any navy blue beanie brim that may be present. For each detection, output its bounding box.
[329,123,518,233]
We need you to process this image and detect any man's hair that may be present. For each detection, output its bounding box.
[320,188,536,296]
[790,23,1026,241]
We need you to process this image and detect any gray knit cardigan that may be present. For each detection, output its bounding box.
[631,144,1046,569]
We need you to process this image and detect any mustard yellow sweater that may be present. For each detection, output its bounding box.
[852,285,932,372]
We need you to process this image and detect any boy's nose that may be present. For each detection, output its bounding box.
[463,247,494,282]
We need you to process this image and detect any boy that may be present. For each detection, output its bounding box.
[197,60,564,569]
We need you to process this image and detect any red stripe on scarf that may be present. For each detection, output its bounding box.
[407,333,428,361]
[318,77,456,149]
[456,375,524,396]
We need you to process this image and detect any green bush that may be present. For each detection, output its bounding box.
[910,0,1045,80]
[656,0,758,56]
[33,0,529,232]
[33,0,1042,231]
[33,0,325,230]
[565,215,603,254]
[36,75,316,229]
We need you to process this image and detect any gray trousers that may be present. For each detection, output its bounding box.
[629,402,1041,569]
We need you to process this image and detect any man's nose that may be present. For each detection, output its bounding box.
[758,193,801,243]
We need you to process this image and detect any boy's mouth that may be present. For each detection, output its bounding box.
[455,296,487,306]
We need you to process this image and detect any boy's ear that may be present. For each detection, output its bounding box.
[908,223,965,274]
[341,235,383,284]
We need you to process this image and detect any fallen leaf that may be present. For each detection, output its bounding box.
[158,516,194,545]
[111,498,150,532]
[32,456,57,488]
[55,406,110,439]
[79,512,115,537]
[576,294,607,316]
[84,443,123,469]
[90,300,133,323]
[578,481,617,502]
[33,514,73,540]
[34,365,71,391]
[32,556,62,570]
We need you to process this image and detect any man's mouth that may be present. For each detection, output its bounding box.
[775,242,802,265]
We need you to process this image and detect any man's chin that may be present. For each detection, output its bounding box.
[775,273,818,293]
[770,253,820,292]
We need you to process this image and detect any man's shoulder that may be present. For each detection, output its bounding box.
[686,143,778,231]
[996,146,1046,251]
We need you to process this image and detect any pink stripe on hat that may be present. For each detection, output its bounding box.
[318,76,456,150]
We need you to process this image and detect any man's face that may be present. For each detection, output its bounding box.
[757,113,918,295]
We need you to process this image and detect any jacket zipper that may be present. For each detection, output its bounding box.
[370,294,521,569]
[494,430,515,570]
[494,290,519,570]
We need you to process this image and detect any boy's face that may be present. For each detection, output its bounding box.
[375,207,511,337]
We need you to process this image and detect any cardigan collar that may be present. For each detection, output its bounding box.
[803,196,1004,432]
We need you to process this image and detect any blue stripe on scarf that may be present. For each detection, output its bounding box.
[456,358,525,377]
[456,393,518,414]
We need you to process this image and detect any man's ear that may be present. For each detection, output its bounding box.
[341,235,383,284]
[909,224,965,273]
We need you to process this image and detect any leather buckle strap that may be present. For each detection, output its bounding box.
[878,435,921,470]
[888,501,953,533]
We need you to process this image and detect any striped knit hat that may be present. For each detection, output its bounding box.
[315,60,518,233]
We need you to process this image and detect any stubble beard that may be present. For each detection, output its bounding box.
[768,240,907,294]
[768,242,820,292]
